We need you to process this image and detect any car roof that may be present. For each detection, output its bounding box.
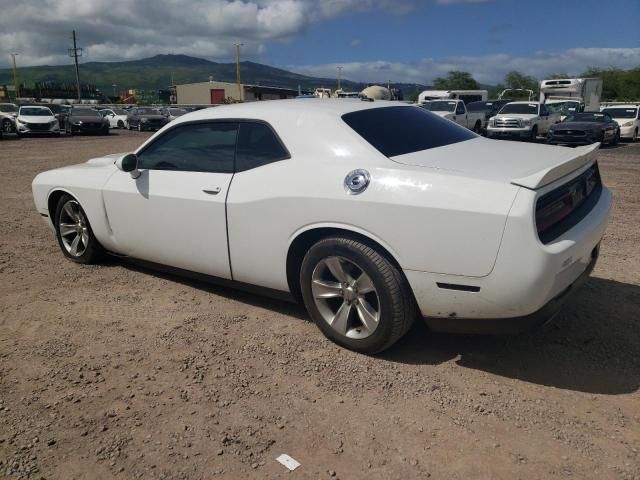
[505,101,540,105]
[171,98,411,126]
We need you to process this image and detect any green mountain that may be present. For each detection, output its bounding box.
[0,54,426,99]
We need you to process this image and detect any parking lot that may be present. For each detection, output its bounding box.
[0,131,639,479]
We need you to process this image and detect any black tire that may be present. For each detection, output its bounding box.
[473,120,482,134]
[300,236,416,354]
[54,194,104,264]
[612,130,620,145]
[2,118,13,133]
[117,120,124,128]
[530,125,538,141]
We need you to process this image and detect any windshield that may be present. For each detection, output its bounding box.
[112,108,126,115]
[72,109,101,117]
[564,113,608,123]
[499,103,539,115]
[137,107,160,115]
[602,108,638,119]
[421,101,457,112]
[546,101,580,115]
[20,107,52,116]
[0,104,17,113]
[342,106,475,157]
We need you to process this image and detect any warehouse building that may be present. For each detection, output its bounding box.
[175,80,298,104]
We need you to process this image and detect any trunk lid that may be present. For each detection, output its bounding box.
[391,137,599,190]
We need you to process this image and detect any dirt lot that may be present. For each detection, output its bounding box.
[0,130,639,480]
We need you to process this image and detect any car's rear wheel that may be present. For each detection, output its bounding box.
[473,120,482,133]
[54,194,104,264]
[117,120,124,128]
[300,236,415,354]
[530,125,538,141]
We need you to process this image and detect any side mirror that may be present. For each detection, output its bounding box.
[115,153,141,179]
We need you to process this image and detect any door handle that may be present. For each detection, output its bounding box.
[202,187,221,195]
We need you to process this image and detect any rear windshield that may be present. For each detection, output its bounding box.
[342,106,475,157]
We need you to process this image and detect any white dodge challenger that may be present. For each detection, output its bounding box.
[32,100,611,353]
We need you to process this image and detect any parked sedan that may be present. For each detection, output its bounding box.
[32,100,611,353]
[126,107,168,131]
[16,105,60,137]
[66,108,110,135]
[163,107,188,122]
[101,108,129,129]
[547,112,620,146]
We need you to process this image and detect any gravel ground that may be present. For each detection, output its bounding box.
[0,130,639,480]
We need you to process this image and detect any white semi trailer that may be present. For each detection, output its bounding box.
[539,78,603,120]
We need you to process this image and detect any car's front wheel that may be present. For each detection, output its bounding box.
[54,194,104,264]
[300,236,415,354]
[2,118,13,133]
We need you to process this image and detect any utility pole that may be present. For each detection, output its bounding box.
[10,53,19,99]
[234,43,243,101]
[68,30,83,102]
[337,66,343,91]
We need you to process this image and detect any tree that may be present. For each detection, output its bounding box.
[503,70,539,92]
[580,67,640,101]
[432,71,480,90]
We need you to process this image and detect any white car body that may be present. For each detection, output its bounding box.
[539,78,603,114]
[487,101,561,140]
[101,109,129,129]
[420,100,484,131]
[601,105,639,141]
[32,100,611,349]
[16,106,60,135]
[0,103,18,132]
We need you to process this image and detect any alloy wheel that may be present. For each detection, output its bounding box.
[311,256,380,339]
[58,200,89,257]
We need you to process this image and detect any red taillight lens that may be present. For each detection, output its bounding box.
[536,163,601,243]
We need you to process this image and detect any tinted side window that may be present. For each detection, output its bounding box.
[138,122,238,173]
[455,103,465,115]
[342,106,475,157]
[236,122,289,172]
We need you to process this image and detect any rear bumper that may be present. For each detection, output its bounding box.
[423,244,598,334]
[404,175,612,329]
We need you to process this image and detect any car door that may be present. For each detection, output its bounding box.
[454,102,467,127]
[539,104,551,132]
[102,121,239,278]
[602,114,616,141]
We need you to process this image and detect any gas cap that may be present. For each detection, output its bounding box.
[344,169,370,195]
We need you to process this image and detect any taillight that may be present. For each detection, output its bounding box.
[536,163,601,243]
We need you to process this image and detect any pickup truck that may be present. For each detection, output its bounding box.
[419,100,484,133]
[487,101,561,141]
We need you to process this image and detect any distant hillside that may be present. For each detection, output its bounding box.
[0,54,426,99]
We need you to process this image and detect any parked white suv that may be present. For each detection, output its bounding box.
[419,100,484,133]
[601,105,639,141]
[487,102,561,141]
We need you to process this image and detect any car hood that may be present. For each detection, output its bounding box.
[391,137,599,189]
[71,115,105,123]
[19,115,54,122]
[551,122,602,130]
[494,113,538,120]
[430,111,455,117]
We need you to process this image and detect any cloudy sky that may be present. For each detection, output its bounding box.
[0,0,638,84]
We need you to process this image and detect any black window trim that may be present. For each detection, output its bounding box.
[135,118,291,174]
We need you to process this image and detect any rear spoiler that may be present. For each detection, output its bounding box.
[510,143,600,190]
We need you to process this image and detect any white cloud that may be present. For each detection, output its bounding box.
[290,48,640,85]
[0,0,417,67]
